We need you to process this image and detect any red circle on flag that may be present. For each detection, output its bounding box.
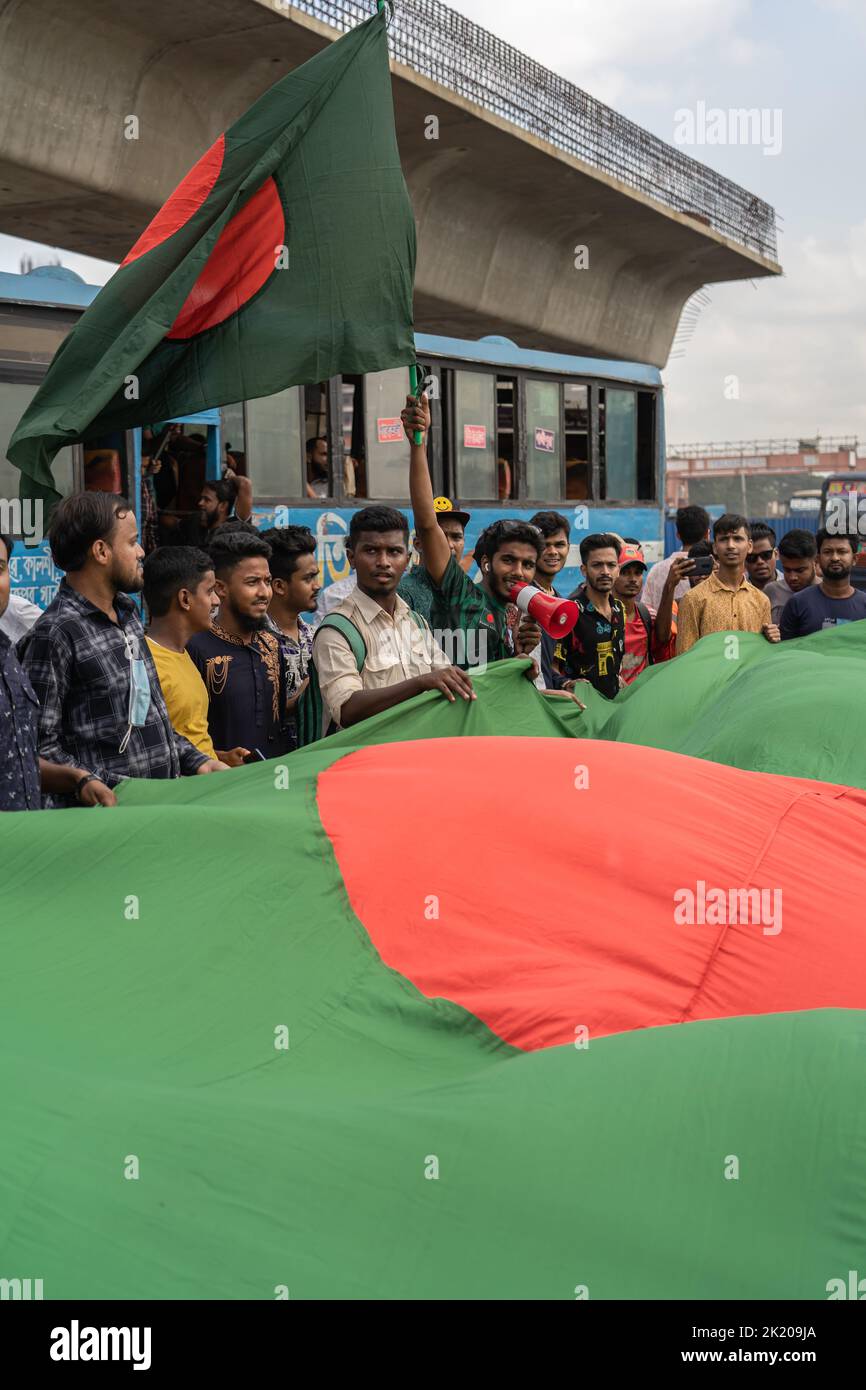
[122,134,226,267]
[166,177,285,339]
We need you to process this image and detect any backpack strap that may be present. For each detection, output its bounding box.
[634,601,655,665]
[296,614,367,750]
[317,613,367,671]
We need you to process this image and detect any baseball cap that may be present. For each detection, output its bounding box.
[433,497,471,528]
[618,543,646,570]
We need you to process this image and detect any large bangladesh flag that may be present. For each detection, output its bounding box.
[1,632,866,1299]
[8,3,415,507]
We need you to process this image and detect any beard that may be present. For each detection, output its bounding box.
[237,610,268,632]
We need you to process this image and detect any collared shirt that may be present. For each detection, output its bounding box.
[315,574,357,623]
[314,586,450,732]
[187,622,293,759]
[265,613,315,752]
[526,584,560,690]
[0,591,43,643]
[643,550,691,610]
[0,629,40,811]
[146,638,217,758]
[676,571,771,654]
[265,614,315,698]
[17,581,207,803]
[552,585,625,698]
[428,554,514,669]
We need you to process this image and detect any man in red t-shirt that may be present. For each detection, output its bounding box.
[614,544,691,685]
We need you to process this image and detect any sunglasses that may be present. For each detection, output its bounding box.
[746,550,775,563]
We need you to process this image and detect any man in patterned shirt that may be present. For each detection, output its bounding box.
[18,495,225,806]
[403,393,541,671]
[553,533,626,699]
[261,525,320,750]
[676,513,781,655]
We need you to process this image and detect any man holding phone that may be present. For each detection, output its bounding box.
[676,514,781,655]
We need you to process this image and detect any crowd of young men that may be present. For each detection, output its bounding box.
[2,397,865,811]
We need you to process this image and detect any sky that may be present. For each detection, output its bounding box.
[1,0,864,449]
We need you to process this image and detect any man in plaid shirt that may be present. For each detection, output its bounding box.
[18,493,227,806]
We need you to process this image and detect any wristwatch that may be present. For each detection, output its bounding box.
[74,772,99,802]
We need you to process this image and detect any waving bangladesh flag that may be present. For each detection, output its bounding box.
[8,3,415,506]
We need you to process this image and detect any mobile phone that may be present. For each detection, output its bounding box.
[242,749,267,765]
[689,555,714,578]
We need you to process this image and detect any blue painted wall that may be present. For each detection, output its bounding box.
[8,503,663,610]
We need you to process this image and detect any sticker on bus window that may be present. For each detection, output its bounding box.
[377,418,403,443]
[534,427,556,454]
[463,424,487,449]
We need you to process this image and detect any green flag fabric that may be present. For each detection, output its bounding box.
[8,5,415,506]
[575,621,866,789]
[2,650,866,1298]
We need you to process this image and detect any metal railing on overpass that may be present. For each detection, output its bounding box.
[291,0,779,261]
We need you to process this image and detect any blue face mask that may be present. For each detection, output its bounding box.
[119,632,152,753]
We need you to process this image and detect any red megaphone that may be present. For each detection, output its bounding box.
[509,582,579,637]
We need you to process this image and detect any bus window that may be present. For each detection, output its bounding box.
[363,365,411,500]
[0,380,74,502]
[564,383,589,500]
[340,377,363,497]
[496,377,516,500]
[599,387,637,500]
[525,378,562,501]
[246,387,304,500]
[220,402,246,472]
[454,370,497,500]
[304,383,331,499]
[0,305,76,370]
[637,391,656,500]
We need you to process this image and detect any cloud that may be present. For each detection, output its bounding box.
[451,0,758,103]
[664,219,866,441]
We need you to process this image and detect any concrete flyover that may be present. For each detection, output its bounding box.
[0,0,781,366]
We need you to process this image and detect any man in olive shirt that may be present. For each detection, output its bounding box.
[676,513,781,654]
[402,393,542,670]
[314,505,474,733]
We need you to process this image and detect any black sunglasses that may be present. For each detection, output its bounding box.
[746,549,775,563]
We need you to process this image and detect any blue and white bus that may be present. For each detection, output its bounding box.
[0,267,666,606]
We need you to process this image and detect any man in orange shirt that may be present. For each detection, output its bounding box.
[676,514,780,655]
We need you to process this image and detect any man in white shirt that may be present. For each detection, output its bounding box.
[313,506,474,733]
[643,505,711,611]
[315,571,357,623]
[0,589,42,642]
